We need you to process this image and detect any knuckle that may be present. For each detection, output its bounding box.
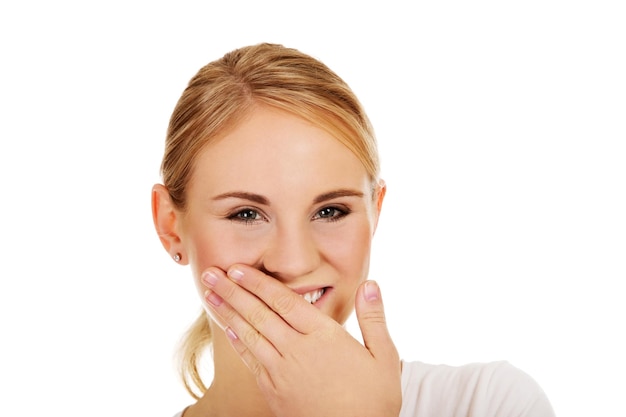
[247,304,269,327]
[360,309,387,324]
[241,327,262,347]
[249,359,264,378]
[221,304,238,322]
[236,343,250,357]
[271,292,297,316]
[222,281,238,301]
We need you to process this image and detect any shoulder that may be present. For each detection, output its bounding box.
[400,360,554,417]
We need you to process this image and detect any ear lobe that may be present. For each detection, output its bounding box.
[152,184,185,262]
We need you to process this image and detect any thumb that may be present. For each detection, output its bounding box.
[355,280,398,360]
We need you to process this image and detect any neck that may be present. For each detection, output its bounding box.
[184,323,274,417]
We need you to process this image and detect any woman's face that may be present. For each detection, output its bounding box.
[178,105,383,326]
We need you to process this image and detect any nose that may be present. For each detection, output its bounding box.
[261,222,320,282]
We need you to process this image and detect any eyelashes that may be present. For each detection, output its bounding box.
[312,206,350,222]
[226,205,351,225]
[227,208,266,225]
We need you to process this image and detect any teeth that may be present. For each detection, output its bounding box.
[301,288,325,304]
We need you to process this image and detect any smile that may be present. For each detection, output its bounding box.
[300,288,326,304]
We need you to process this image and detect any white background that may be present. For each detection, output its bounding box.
[1,1,624,416]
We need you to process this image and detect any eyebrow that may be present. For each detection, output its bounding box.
[212,189,365,205]
[313,189,365,204]
[212,192,269,205]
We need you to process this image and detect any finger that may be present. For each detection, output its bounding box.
[222,325,273,387]
[202,269,285,364]
[355,281,399,361]
[202,268,298,356]
[227,264,328,335]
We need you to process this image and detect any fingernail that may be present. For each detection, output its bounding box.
[204,290,223,307]
[225,326,238,341]
[364,281,380,302]
[202,270,219,287]
[228,268,244,282]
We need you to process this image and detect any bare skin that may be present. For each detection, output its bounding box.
[198,265,402,417]
[153,105,402,417]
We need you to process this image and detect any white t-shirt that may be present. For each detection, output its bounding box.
[173,360,554,417]
[399,360,554,417]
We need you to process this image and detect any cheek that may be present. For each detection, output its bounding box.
[184,227,269,311]
[186,231,266,331]
[186,226,266,277]
[327,230,373,325]
[328,222,373,279]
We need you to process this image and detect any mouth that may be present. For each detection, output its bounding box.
[299,287,328,304]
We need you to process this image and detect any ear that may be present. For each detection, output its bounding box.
[376,179,386,214]
[151,184,187,264]
[372,179,386,232]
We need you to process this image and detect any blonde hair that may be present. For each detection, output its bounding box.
[160,43,380,398]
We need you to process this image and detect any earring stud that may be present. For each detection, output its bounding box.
[173,253,181,262]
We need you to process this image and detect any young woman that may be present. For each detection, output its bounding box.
[152,43,554,417]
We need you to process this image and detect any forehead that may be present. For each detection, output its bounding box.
[189,106,371,199]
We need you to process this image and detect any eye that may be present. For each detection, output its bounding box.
[228,208,264,224]
[313,206,349,222]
